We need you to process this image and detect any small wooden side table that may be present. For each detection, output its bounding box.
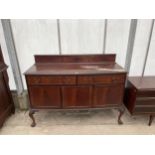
[124,76,155,126]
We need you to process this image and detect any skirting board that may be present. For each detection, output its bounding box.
[11,90,29,110]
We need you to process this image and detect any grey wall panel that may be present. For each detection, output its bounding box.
[60,19,105,54]
[11,19,59,89]
[144,23,155,75]
[105,19,130,67]
[0,21,16,90]
[129,19,152,76]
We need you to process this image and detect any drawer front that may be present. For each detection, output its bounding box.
[137,90,155,97]
[134,97,155,113]
[77,76,93,84]
[93,74,125,85]
[134,106,155,114]
[27,75,76,85]
[136,97,155,106]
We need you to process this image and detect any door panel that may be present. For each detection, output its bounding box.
[93,84,124,107]
[0,74,11,113]
[62,86,92,108]
[29,86,61,108]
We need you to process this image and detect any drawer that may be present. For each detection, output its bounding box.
[137,90,155,97]
[134,105,155,114]
[93,75,125,84]
[136,97,155,106]
[27,75,76,85]
[77,76,93,84]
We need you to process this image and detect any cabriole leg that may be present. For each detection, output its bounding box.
[118,106,125,125]
[29,109,36,127]
[148,115,154,126]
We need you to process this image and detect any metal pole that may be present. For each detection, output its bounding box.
[141,19,154,76]
[1,19,24,95]
[125,19,137,73]
[57,19,62,55]
[103,19,107,53]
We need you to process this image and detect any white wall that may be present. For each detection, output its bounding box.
[60,19,105,54]
[105,19,130,67]
[1,19,155,90]
[129,19,152,76]
[144,23,155,75]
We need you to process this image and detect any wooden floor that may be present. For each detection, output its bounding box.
[0,109,155,135]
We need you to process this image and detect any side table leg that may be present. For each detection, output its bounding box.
[118,105,125,125]
[29,109,36,127]
[148,115,154,126]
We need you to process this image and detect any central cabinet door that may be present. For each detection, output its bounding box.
[29,86,61,108]
[93,84,124,107]
[62,86,92,108]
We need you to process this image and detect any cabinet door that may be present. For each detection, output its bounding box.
[62,86,92,108]
[29,86,61,108]
[93,84,124,107]
[0,73,11,113]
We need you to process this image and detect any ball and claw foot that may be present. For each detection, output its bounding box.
[118,106,125,125]
[29,110,36,127]
[118,118,123,125]
[31,121,36,127]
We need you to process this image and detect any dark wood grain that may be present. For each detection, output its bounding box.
[0,46,15,128]
[35,54,116,63]
[27,75,76,85]
[93,84,124,107]
[25,54,126,127]
[62,86,92,108]
[29,86,61,108]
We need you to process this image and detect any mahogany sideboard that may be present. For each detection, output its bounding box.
[0,46,15,128]
[25,54,127,127]
[124,76,155,126]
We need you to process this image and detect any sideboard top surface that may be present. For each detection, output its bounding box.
[129,76,155,90]
[25,54,126,75]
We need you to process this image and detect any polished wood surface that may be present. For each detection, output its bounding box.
[62,86,92,108]
[0,46,15,128]
[25,63,125,75]
[124,76,155,126]
[34,54,116,63]
[25,54,126,127]
[25,54,125,75]
[128,76,155,90]
[93,84,124,107]
[29,86,61,108]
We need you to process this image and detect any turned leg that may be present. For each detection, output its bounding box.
[118,106,125,125]
[148,115,154,126]
[29,109,36,127]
